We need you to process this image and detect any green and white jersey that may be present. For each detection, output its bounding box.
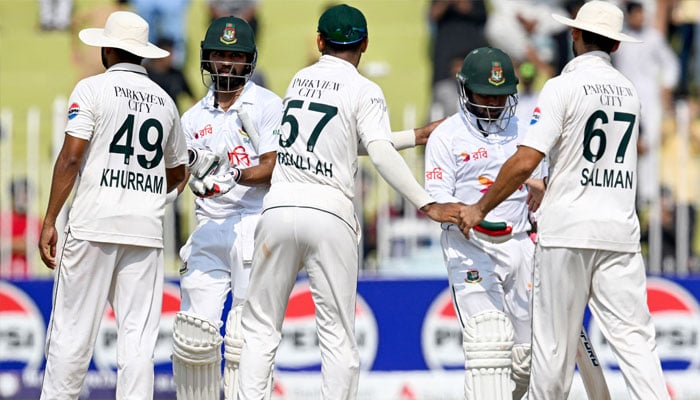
[521,52,641,252]
[181,82,283,219]
[267,55,391,223]
[64,63,188,248]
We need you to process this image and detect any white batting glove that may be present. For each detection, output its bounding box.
[188,147,222,179]
[188,167,241,198]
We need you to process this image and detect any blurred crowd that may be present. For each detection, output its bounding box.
[3,0,700,278]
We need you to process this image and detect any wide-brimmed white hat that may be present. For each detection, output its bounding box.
[552,0,642,43]
[79,11,169,59]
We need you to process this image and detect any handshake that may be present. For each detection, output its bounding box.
[187,147,241,198]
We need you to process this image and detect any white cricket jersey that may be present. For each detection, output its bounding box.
[64,63,188,248]
[181,81,283,219]
[521,52,641,252]
[425,111,536,234]
[264,55,392,227]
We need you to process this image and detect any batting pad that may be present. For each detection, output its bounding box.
[223,306,243,400]
[172,312,223,400]
[463,311,514,400]
[511,344,531,400]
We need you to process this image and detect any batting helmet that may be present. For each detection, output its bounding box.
[456,47,519,136]
[200,16,257,93]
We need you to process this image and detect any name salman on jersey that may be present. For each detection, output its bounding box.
[113,85,167,113]
[577,82,636,189]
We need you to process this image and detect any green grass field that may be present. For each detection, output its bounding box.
[0,0,435,275]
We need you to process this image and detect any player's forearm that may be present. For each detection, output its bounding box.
[166,165,187,193]
[43,156,80,225]
[238,151,275,186]
[367,140,433,209]
[476,149,540,217]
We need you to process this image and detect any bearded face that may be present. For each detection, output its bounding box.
[201,50,255,92]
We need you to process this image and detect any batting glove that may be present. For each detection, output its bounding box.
[188,147,222,179]
[188,167,242,198]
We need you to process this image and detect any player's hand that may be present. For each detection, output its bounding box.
[420,201,462,225]
[188,167,241,198]
[414,117,446,146]
[457,204,486,240]
[525,178,545,212]
[39,223,58,269]
[188,147,222,179]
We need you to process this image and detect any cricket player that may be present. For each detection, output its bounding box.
[170,16,282,400]
[457,2,669,399]
[425,47,545,400]
[237,4,462,400]
[38,11,188,399]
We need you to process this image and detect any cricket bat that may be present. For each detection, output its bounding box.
[576,327,611,400]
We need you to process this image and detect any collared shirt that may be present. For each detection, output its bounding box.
[64,63,188,248]
[521,51,641,252]
[181,81,283,219]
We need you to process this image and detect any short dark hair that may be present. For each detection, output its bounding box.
[626,1,643,14]
[581,30,618,53]
[323,37,365,53]
[113,47,144,64]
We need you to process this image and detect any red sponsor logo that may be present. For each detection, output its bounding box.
[589,277,700,370]
[0,282,45,371]
[276,281,378,370]
[228,145,251,167]
[194,124,213,139]
[421,288,463,370]
[425,167,442,181]
[68,103,80,120]
[529,107,541,125]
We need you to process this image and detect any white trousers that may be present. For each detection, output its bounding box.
[179,213,258,324]
[238,207,360,400]
[528,246,669,400]
[441,230,533,344]
[40,232,163,400]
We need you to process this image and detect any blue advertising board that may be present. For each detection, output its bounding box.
[1,275,699,399]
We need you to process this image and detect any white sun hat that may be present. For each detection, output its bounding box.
[78,11,169,59]
[551,0,642,43]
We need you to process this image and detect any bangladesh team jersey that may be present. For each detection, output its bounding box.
[521,52,641,252]
[425,112,539,235]
[180,81,283,219]
[64,63,188,248]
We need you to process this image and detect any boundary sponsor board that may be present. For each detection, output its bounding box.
[1,276,699,399]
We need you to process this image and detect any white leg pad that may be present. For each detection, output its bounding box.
[172,312,223,400]
[463,311,514,400]
[223,306,243,400]
[511,344,531,400]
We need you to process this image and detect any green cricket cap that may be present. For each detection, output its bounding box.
[318,4,368,45]
[201,16,256,54]
[458,47,518,96]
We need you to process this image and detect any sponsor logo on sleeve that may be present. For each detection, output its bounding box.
[67,103,80,120]
[529,107,541,125]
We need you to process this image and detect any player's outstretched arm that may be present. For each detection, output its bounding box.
[458,146,543,238]
[39,135,88,269]
[367,140,460,225]
[357,117,447,155]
